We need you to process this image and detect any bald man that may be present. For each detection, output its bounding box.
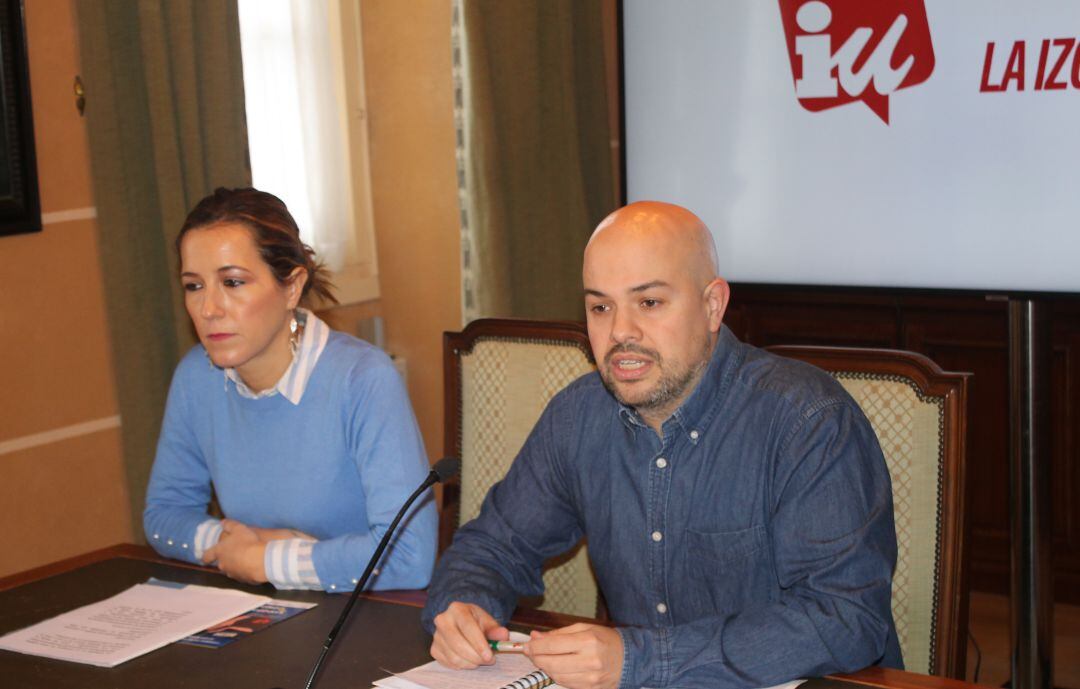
[422,202,902,689]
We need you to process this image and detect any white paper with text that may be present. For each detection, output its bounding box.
[0,582,269,667]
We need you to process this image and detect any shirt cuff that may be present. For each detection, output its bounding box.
[264,538,322,590]
[193,519,223,561]
[618,625,670,689]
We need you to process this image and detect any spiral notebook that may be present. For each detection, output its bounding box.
[373,632,563,689]
[372,633,808,689]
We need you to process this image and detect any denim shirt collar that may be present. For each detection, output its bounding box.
[616,324,743,442]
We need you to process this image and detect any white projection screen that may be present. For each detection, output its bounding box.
[624,1,1080,292]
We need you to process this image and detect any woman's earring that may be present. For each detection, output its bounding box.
[289,315,299,357]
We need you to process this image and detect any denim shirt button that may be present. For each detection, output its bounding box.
[656,602,668,614]
[656,457,668,469]
[690,430,700,440]
[651,531,663,542]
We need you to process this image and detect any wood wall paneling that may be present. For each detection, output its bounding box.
[1051,302,1080,600]
[727,288,901,349]
[899,302,1011,599]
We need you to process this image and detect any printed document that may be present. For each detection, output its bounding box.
[0,582,270,667]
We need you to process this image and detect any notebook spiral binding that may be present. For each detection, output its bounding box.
[499,669,554,689]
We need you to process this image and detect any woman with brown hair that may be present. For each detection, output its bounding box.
[143,187,436,591]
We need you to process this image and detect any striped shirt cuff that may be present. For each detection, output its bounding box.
[264,538,322,590]
[193,519,223,561]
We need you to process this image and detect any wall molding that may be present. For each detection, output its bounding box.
[0,415,121,457]
[41,207,97,226]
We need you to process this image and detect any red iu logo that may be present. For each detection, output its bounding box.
[777,0,936,123]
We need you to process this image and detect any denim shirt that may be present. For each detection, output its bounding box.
[422,326,903,688]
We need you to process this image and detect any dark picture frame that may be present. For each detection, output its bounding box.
[0,0,39,237]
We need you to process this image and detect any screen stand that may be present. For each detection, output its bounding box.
[1007,299,1054,689]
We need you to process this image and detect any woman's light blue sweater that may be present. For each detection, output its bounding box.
[143,332,437,591]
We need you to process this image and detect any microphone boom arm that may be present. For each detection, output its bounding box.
[302,458,457,689]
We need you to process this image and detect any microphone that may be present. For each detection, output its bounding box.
[297,456,460,689]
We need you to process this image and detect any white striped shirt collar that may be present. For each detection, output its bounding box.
[223,308,330,405]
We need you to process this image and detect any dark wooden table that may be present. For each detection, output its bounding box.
[0,544,989,689]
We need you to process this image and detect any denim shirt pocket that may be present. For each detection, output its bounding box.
[683,525,774,616]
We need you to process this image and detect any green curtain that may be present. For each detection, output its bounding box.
[76,1,250,532]
[458,0,618,321]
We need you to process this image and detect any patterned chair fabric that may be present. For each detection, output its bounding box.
[838,375,943,674]
[444,320,600,618]
[767,346,970,679]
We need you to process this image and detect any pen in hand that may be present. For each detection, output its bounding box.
[488,639,553,689]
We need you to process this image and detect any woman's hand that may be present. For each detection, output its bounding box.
[248,525,317,542]
[202,519,268,584]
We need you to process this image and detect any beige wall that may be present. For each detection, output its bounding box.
[359,0,462,459]
[0,0,134,576]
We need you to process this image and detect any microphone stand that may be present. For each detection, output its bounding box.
[300,458,458,689]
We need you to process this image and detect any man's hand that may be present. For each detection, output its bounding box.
[202,519,268,584]
[525,623,623,689]
[430,602,510,669]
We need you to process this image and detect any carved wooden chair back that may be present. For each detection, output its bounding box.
[768,345,970,678]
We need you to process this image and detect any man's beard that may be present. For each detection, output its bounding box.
[599,342,708,414]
